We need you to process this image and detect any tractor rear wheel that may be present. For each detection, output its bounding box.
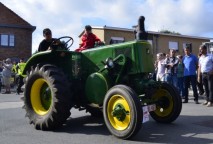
[23,64,72,130]
[149,82,182,123]
[103,85,142,139]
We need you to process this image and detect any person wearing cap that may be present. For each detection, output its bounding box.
[75,25,101,52]
[2,58,13,94]
[38,28,56,52]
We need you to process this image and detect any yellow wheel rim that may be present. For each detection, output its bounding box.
[107,94,131,131]
[152,89,173,117]
[30,78,52,115]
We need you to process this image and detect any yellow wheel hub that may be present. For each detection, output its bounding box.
[30,78,52,115]
[152,89,173,117]
[107,95,131,131]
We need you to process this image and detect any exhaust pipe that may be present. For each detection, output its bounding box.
[135,16,148,41]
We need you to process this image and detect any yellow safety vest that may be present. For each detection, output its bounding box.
[12,64,17,73]
[18,62,26,75]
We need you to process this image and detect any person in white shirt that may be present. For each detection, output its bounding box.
[156,53,166,81]
[198,45,213,107]
[2,58,13,94]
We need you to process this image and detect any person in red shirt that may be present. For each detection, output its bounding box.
[75,25,101,52]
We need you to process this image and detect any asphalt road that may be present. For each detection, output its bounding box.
[0,90,213,144]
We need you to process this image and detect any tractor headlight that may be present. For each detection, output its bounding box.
[106,58,114,68]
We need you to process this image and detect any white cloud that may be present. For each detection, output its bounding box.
[1,0,213,53]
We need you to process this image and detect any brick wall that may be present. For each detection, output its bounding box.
[0,2,31,26]
[0,2,35,61]
[0,28,32,60]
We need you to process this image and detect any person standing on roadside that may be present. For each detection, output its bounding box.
[163,49,179,88]
[2,58,13,94]
[16,58,26,95]
[176,55,184,98]
[182,46,199,104]
[198,45,213,107]
[197,52,205,95]
[156,53,166,81]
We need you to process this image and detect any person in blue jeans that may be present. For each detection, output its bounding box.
[163,49,179,89]
[176,55,184,98]
[182,46,199,104]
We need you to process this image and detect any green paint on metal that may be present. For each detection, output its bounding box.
[40,83,52,110]
[23,50,75,80]
[114,54,126,84]
[134,41,155,73]
[24,40,159,106]
[85,72,110,104]
[112,103,129,121]
[82,40,154,76]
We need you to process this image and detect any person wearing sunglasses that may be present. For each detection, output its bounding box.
[38,28,56,52]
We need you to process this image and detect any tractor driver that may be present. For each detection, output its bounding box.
[75,25,101,52]
[38,28,56,52]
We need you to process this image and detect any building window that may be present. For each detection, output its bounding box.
[9,35,15,46]
[169,41,178,50]
[110,37,124,44]
[0,34,15,47]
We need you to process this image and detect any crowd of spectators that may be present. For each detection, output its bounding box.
[154,45,213,107]
[0,58,26,94]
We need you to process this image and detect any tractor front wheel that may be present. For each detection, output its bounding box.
[103,85,142,139]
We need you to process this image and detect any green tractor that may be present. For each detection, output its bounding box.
[22,16,182,139]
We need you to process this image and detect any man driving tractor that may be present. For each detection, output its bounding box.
[38,28,56,52]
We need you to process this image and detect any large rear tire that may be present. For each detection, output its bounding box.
[103,85,142,139]
[149,82,182,123]
[23,64,72,130]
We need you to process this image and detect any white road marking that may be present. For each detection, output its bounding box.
[0,102,23,110]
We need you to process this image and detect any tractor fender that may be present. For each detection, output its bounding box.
[85,72,112,104]
[23,50,73,75]
[23,51,53,75]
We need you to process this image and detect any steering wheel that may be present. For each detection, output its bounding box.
[50,36,74,50]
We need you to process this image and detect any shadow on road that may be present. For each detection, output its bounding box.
[54,115,110,136]
[54,114,213,143]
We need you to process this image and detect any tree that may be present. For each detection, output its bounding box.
[159,29,181,35]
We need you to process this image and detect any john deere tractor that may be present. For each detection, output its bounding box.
[22,16,182,139]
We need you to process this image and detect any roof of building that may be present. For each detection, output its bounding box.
[0,2,36,31]
[79,25,212,40]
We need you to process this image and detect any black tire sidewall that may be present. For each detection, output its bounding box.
[24,72,55,125]
[150,82,182,123]
[24,64,72,130]
[103,85,142,139]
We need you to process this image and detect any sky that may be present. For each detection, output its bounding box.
[1,0,213,53]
